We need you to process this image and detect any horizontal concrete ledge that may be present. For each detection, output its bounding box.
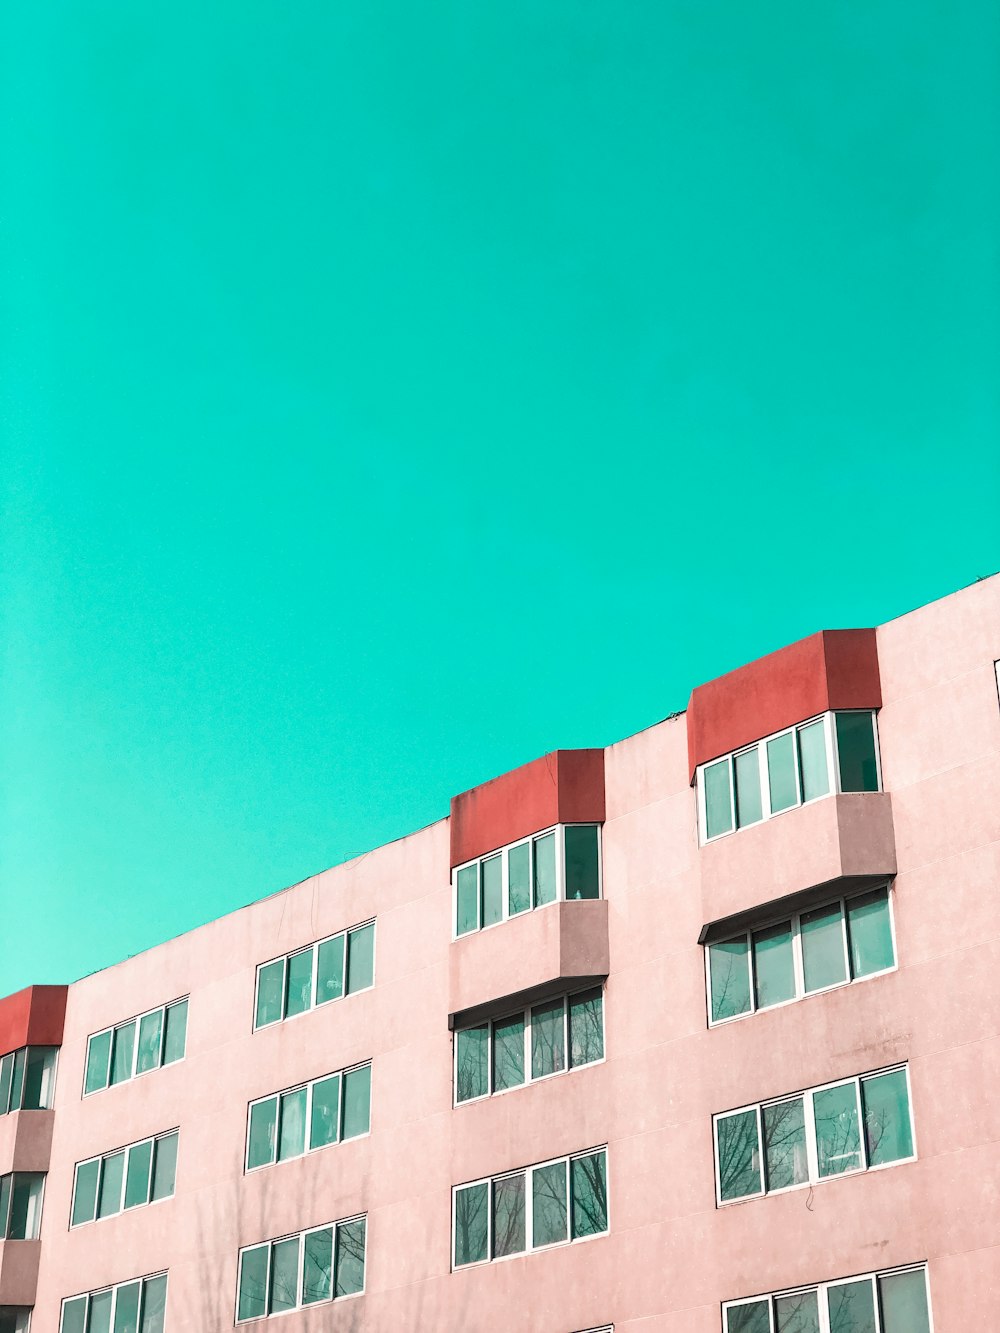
[699,873,892,945]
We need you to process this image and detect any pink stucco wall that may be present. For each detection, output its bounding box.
[18,574,1000,1330]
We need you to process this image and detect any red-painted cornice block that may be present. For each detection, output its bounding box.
[0,986,68,1058]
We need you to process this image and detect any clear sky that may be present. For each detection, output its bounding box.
[2,1,998,995]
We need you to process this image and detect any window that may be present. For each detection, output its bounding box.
[254,920,375,1030]
[698,710,881,843]
[707,886,895,1025]
[455,987,604,1104]
[60,1274,167,1333]
[0,1047,57,1114]
[236,1216,366,1320]
[84,998,188,1096]
[714,1064,914,1205]
[71,1131,178,1226]
[0,1173,44,1239]
[454,824,602,938]
[0,1310,31,1333]
[246,1062,372,1171]
[723,1263,931,1333]
[452,1147,608,1268]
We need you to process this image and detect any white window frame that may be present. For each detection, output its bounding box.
[83,996,189,1097]
[451,823,604,940]
[59,1272,168,1333]
[245,1060,372,1172]
[713,1063,916,1207]
[0,1171,46,1240]
[705,883,898,1028]
[453,986,606,1107]
[234,1214,367,1323]
[70,1128,178,1227]
[721,1262,933,1333]
[696,710,883,845]
[252,918,377,1033]
[0,1045,59,1115]
[451,1145,610,1270]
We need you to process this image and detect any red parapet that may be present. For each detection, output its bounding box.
[0,985,68,1057]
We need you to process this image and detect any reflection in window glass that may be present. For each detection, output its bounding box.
[256,961,285,1029]
[763,1097,808,1191]
[124,1140,153,1210]
[285,950,313,1019]
[346,923,375,993]
[704,759,733,838]
[726,1303,770,1333]
[709,938,752,1022]
[310,1075,341,1150]
[752,923,795,1009]
[492,1173,525,1258]
[151,1132,178,1202]
[767,732,798,814]
[813,1083,862,1177]
[334,1217,366,1296]
[317,935,345,1005]
[532,1160,568,1247]
[112,1282,141,1333]
[456,1027,488,1103]
[878,1270,930,1333]
[278,1088,307,1161]
[801,903,847,992]
[570,1150,608,1238]
[836,712,879,793]
[508,841,531,915]
[734,747,763,827]
[861,1069,913,1167]
[238,1246,269,1320]
[456,865,479,936]
[533,832,557,907]
[98,1152,125,1218]
[493,1015,525,1092]
[775,1290,820,1333]
[135,1012,162,1076]
[564,826,599,900]
[481,855,503,928]
[342,1065,371,1140]
[110,1023,136,1086]
[454,1183,488,1266]
[797,719,830,803]
[302,1227,333,1305]
[140,1273,168,1333]
[162,1000,187,1066]
[826,1278,876,1333]
[269,1236,299,1314]
[530,999,565,1080]
[716,1109,761,1201]
[569,988,604,1068]
[248,1099,277,1170]
[846,890,894,978]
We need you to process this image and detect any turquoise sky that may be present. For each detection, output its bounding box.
[2,2,998,995]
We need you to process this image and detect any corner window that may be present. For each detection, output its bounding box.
[453,824,602,938]
[0,1310,32,1333]
[246,1062,372,1171]
[697,711,881,843]
[707,886,895,1025]
[723,1264,931,1333]
[0,1046,57,1114]
[59,1274,167,1333]
[254,920,375,1031]
[0,1173,45,1239]
[71,1130,178,1226]
[84,999,187,1096]
[236,1216,366,1320]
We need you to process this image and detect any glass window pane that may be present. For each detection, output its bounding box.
[310,1074,341,1150]
[531,1159,568,1247]
[775,1289,820,1333]
[454,1182,488,1266]
[570,1150,608,1238]
[836,712,879,792]
[704,759,734,838]
[347,922,375,993]
[0,1053,12,1113]
[112,1282,141,1333]
[124,1139,153,1209]
[753,922,795,1009]
[767,731,799,814]
[269,1236,300,1314]
[23,1046,55,1109]
[716,1109,762,1201]
[256,960,285,1029]
[61,1297,88,1333]
[861,1069,913,1166]
[480,855,503,928]
[8,1051,25,1111]
[878,1269,931,1333]
[456,865,479,936]
[826,1278,876,1333]
[762,1097,808,1191]
[569,988,604,1068]
[734,747,763,827]
[846,889,894,978]
[800,902,848,992]
[456,1026,489,1102]
[533,832,557,907]
[492,1173,526,1258]
[508,842,531,915]
[492,1014,525,1092]
[530,999,566,1079]
[278,1088,307,1160]
[726,1303,771,1333]
[135,1012,163,1076]
[798,719,830,803]
[73,1159,101,1226]
[238,1245,270,1321]
[334,1217,366,1295]
[342,1064,372,1140]
[9,1174,42,1239]
[709,937,752,1022]
[285,949,313,1019]
[302,1227,333,1304]
[162,1000,187,1065]
[248,1098,278,1169]
[139,1274,168,1333]
[0,1176,8,1237]
[110,1022,136,1086]
[813,1082,862,1177]
[87,1290,113,1333]
[151,1132,178,1202]
[316,935,345,1005]
[565,825,600,900]
[98,1151,125,1218]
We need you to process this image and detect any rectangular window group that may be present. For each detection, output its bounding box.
[0,1172,44,1240]
[714,1064,914,1205]
[71,1130,178,1227]
[698,710,881,843]
[254,920,375,1030]
[236,1216,367,1321]
[453,1147,608,1268]
[0,1046,57,1114]
[85,998,188,1096]
[454,824,601,938]
[247,1062,372,1171]
[724,1263,931,1333]
[707,886,895,1025]
[60,1274,167,1333]
[455,987,604,1104]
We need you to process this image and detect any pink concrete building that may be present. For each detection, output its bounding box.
[2,574,999,1332]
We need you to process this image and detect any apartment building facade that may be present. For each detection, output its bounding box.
[1,573,999,1332]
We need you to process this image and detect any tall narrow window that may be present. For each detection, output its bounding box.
[836,711,880,792]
